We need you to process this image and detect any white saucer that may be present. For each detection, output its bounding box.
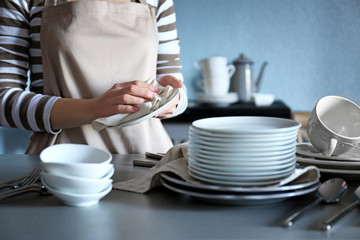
[296,143,360,161]
[196,92,238,106]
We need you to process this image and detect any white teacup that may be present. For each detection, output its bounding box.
[307,95,360,156]
[194,57,235,96]
[198,76,232,96]
[194,56,235,80]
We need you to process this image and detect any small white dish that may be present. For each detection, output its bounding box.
[197,92,238,106]
[251,93,275,107]
[41,168,114,195]
[43,181,112,207]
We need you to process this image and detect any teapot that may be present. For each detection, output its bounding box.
[231,54,268,102]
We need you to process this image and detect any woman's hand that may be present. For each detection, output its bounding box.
[154,75,183,119]
[91,80,159,119]
[50,80,159,130]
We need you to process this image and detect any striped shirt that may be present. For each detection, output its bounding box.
[0,0,187,133]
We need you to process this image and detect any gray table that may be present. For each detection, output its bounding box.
[0,154,359,240]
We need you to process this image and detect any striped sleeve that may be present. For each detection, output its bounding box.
[0,0,59,133]
[151,0,188,117]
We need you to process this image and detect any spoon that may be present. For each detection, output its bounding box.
[322,185,360,231]
[283,178,348,227]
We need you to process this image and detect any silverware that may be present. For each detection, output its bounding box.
[0,167,42,190]
[133,152,164,167]
[322,186,360,231]
[283,178,348,227]
[0,184,51,201]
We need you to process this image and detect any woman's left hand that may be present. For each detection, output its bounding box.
[154,75,183,119]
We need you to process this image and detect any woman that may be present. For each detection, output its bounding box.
[0,0,187,154]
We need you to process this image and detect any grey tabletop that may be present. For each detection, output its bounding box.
[0,154,360,240]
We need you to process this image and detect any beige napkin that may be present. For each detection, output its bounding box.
[92,78,179,131]
[112,143,320,193]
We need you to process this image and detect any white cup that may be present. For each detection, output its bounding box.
[194,57,235,96]
[307,95,360,156]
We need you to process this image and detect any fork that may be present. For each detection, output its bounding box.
[0,184,51,201]
[0,168,42,190]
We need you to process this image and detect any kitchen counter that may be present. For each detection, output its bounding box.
[0,154,360,240]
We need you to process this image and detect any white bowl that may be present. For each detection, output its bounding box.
[41,168,114,194]
[42,162,114,179]
[40,144,112,178]
[251,93,275,107]
[43,181,112,207]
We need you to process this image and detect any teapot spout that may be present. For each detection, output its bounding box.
[254,62,268,93]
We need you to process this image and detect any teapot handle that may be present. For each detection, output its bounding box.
[228,64,236,78]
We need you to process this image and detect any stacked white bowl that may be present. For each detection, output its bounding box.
[40,144,114,207]
[188,116,301,186]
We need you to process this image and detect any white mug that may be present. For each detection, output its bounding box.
[194,57,235,96]
[307,95,360,156]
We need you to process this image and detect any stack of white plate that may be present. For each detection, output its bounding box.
[188,116,301,186]
[296,143,360,179]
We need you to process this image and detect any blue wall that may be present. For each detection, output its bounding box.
[174,0,360,111]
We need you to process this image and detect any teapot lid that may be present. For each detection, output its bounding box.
[234,53,253,65]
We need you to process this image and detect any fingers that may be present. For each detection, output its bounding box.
[154,93,180,119]
[110,80,159,105]
[157,75,183,88]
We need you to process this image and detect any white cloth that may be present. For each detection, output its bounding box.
[92,78,179,131]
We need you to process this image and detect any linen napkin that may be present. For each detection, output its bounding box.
[112,143,320,193]
[92,78,179,131]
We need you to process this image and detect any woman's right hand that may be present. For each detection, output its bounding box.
[50,80,159,130]
[91,80,160,119]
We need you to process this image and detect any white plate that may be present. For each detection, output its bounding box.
[160,172,319,193]
[111,88,179,128]
[189,149,296,162]
[190,154,295,167]
[316,168,360,178]
[189,160,295,176]
[296,156,360,169]
[189,139,296,153]
[188,145,296,158]
[188,166,295,186]
[190,156,295,172]
[160,178,318,205]
[296,143,360,161]
[189,125,299,139]
[189,131,297,147]
[192,116,301,134]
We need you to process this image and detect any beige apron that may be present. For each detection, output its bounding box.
[26,0,173,154]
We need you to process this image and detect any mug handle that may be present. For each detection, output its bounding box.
[323,138,337,156]
[196,79,205,91]
[228,64,236,78]
[193,61,201,71]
